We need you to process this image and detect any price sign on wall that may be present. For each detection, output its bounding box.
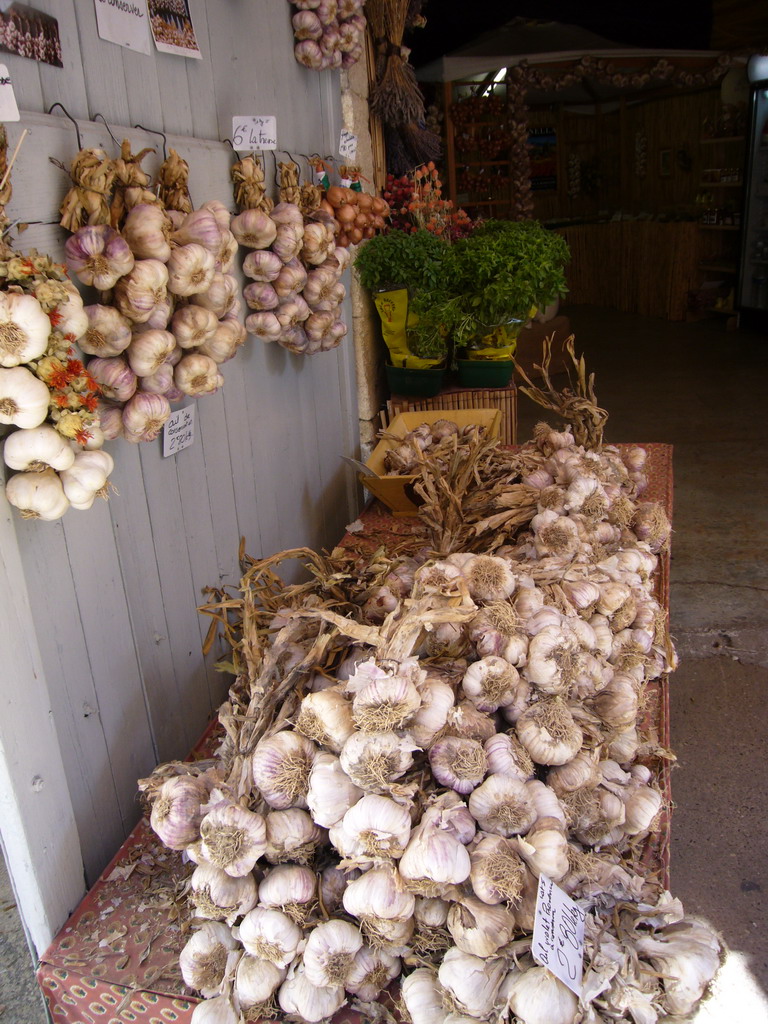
[0,65,19,122]
[339,129,357,161]
[163,404,195,457]
[532,874,585,995]
[232,116,277,151]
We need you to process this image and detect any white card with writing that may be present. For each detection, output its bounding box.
[339,129,357,161]
[532,874,585,995]
[232,116,277,151]
[0,65,19,122]
[163,404,195,457]
[94,0,152,55]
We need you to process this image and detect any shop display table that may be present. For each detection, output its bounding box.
[37,444,672,1024]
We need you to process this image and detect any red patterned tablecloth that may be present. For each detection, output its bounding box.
[37,444,673,1024]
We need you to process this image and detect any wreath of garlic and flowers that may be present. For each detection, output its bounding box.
[0,134,115,522]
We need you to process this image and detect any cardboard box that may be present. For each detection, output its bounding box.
[361,408,501,517]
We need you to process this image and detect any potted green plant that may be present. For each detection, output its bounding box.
[353,229,453,396]
[421,219,570,387]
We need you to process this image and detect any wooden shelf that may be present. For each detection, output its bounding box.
[699,224,740,231]
[698,181,742,188]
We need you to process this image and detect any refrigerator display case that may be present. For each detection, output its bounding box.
[738,58,768,325]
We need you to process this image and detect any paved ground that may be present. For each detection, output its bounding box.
[2,303,766,1021]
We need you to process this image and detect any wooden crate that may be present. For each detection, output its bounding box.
[362,409,502,517]
[386,383,516,445]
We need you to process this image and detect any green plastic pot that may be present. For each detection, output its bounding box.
[456,358,515,388]
[385,362,445,398]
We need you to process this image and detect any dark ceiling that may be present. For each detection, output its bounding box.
[406,0,768,70]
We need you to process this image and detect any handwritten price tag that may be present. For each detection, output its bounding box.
[163,404,195,458]
[232,116,277,151]
[0,65,19,122]
[339,129,357,161]
[532,874,585,995]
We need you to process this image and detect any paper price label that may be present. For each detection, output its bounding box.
[163,404,195,457]
[339,129,357,161]
[232,116,277,151]
[0,65,19,122]
[532,874,585,996]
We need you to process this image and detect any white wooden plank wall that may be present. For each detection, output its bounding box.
[0,0,363,917]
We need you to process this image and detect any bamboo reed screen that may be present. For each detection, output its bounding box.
[384,384,517,444]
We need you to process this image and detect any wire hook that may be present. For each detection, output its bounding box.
[47,102,82,149]
[134,123,168,161]
[92,112,120,150]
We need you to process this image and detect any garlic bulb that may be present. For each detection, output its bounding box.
[81,305,133,357]
[306,752,362,827]
[231,209,278,250]
[547,748,602,796]
[113,259,169,324]
[623,783,662,835]
[243,249,282,282]
[484,733,535,781]
[149,775,210,849]
[245,311,282,343]
[264,807,324,864]
[3,425,75,473]
[438,947,506,1019]
[333,793,412,860]
[127,329,176,376]
[243,281,279,311]
[516,697,583,766]
[634,918,721,1016]
[503,963,579,1024]
[188,862,257,922]
[167,243,216,298]
[349,672,421,732]
[139,363,174,396]
[198,318,245,365]
[339,730,418,793]
[172,208,224,254]
[258,863,316,918]
[462,554,517,601]
[468,773,537,837]
[64,225,135,289]
[238,906,302,967]
[447,896,515,957]
[87,356,138,403]
[251,730,317,809]
[515,818,569,880]
[179,920,239,997]
[342,864,415,922]
[302,919,363,987]
[5,468,69,521]
[462,656,522,712]
[234,955,286,1008]
[295,687,354,753]
[190,272,238,318]
[273,258,308,298]
[277,964,345,1023]
[407,678,455,748]
[198,801,266,876]
[121,393,171,443]
[470,834,528,905]
[0,366,49,430]
[400,968,445,1024]
[170,305,219,349]
[122,204,172,261]
[345,944,400,1000]
[429,736,487,795]
[59,450,114,510]
[174,353,224,396]
[0,292,51,367]
[399,815,472,890]
[190,995,239,1024]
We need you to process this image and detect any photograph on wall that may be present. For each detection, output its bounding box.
[0,3,62,68]
[148,0,201,59]
[94,0,152,55]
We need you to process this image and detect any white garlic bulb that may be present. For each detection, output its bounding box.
[3,424,75,473]
[342,864,415,922]
[407,678,455,747]
[468,773,537,837]
[503,963,579,1024]
[429,736,487,795]
[188,862,257,923]
[332,793,412,860]
[170,304,219,349]
[339,730,418,793]
[5,468,69,521]
[306,752,362,828]
[0,366,50,430]
[189,995,239,1024]
[277,964,345,1023]
[258,863,316,918]
[198,801,266,876]
[179,920,238,997]
[149,774,210,850]
[264,807,324,864]
[400,968,445,1024]
[484,733,535,781]
[462,554,517,601]
[166,243,216,298]
[238,906,302,967]
[302,919,363,987]
[174,353,224,396]
[399,816,471,890]
[81,304,133,357]
[345,944,400,1000]
[438,946,506,1019]
[516,697,583,766]
[234,955,286,1009]
[251,730,317,809]
[469,834,528,906]
[462,655,522,712]
[295,687,354,752]
[446,896,516,957]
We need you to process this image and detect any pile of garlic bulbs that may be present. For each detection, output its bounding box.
[0,247,117,520]
[142,421,722,1024]
[236,203,349,355]
[291,0,367,72]
[64,198,245,444]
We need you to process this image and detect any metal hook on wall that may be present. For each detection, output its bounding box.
[47,102,82,149]
[133,123,168,161]
[92,112,120,150]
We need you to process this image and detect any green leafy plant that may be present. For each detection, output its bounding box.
[421,220,570,354]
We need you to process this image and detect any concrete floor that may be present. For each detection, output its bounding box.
[1,303,767,1021]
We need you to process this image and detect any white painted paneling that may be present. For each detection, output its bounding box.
[0,0,364,946]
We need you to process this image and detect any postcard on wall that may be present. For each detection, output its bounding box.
[94,0,152,56]
[0,3,62,68]
[148,0,201,59]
